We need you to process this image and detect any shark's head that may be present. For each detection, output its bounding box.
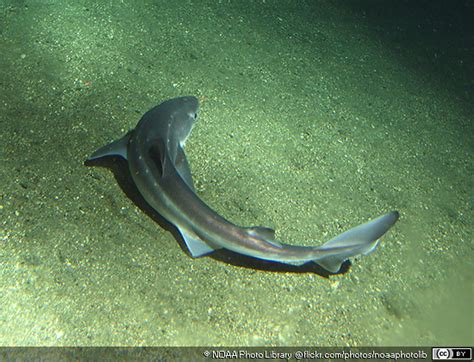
[168,96,200,146]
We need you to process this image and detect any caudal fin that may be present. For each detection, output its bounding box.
[316,211,399,273]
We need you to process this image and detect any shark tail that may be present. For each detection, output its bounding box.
[315,211,399,273]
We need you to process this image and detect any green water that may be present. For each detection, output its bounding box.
[1,0,472,346]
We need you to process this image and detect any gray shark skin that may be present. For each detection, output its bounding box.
[87,96,399,273]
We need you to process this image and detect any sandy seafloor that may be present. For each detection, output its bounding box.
[1,0,472,347]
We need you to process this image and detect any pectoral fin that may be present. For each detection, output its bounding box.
[87,131,133,161]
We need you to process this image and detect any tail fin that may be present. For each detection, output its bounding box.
[316,211,399,273]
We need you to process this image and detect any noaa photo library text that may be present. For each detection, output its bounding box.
[209,349,428,360]
[211,350,291,359]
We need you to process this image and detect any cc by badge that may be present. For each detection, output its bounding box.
[432,347,472,361]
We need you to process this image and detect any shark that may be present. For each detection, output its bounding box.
[87,96,399,273]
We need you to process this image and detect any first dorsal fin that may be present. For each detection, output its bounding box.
[148,138,179,180]
[246,226,276,240]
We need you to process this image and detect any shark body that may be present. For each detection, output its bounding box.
[87,96,399,273]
